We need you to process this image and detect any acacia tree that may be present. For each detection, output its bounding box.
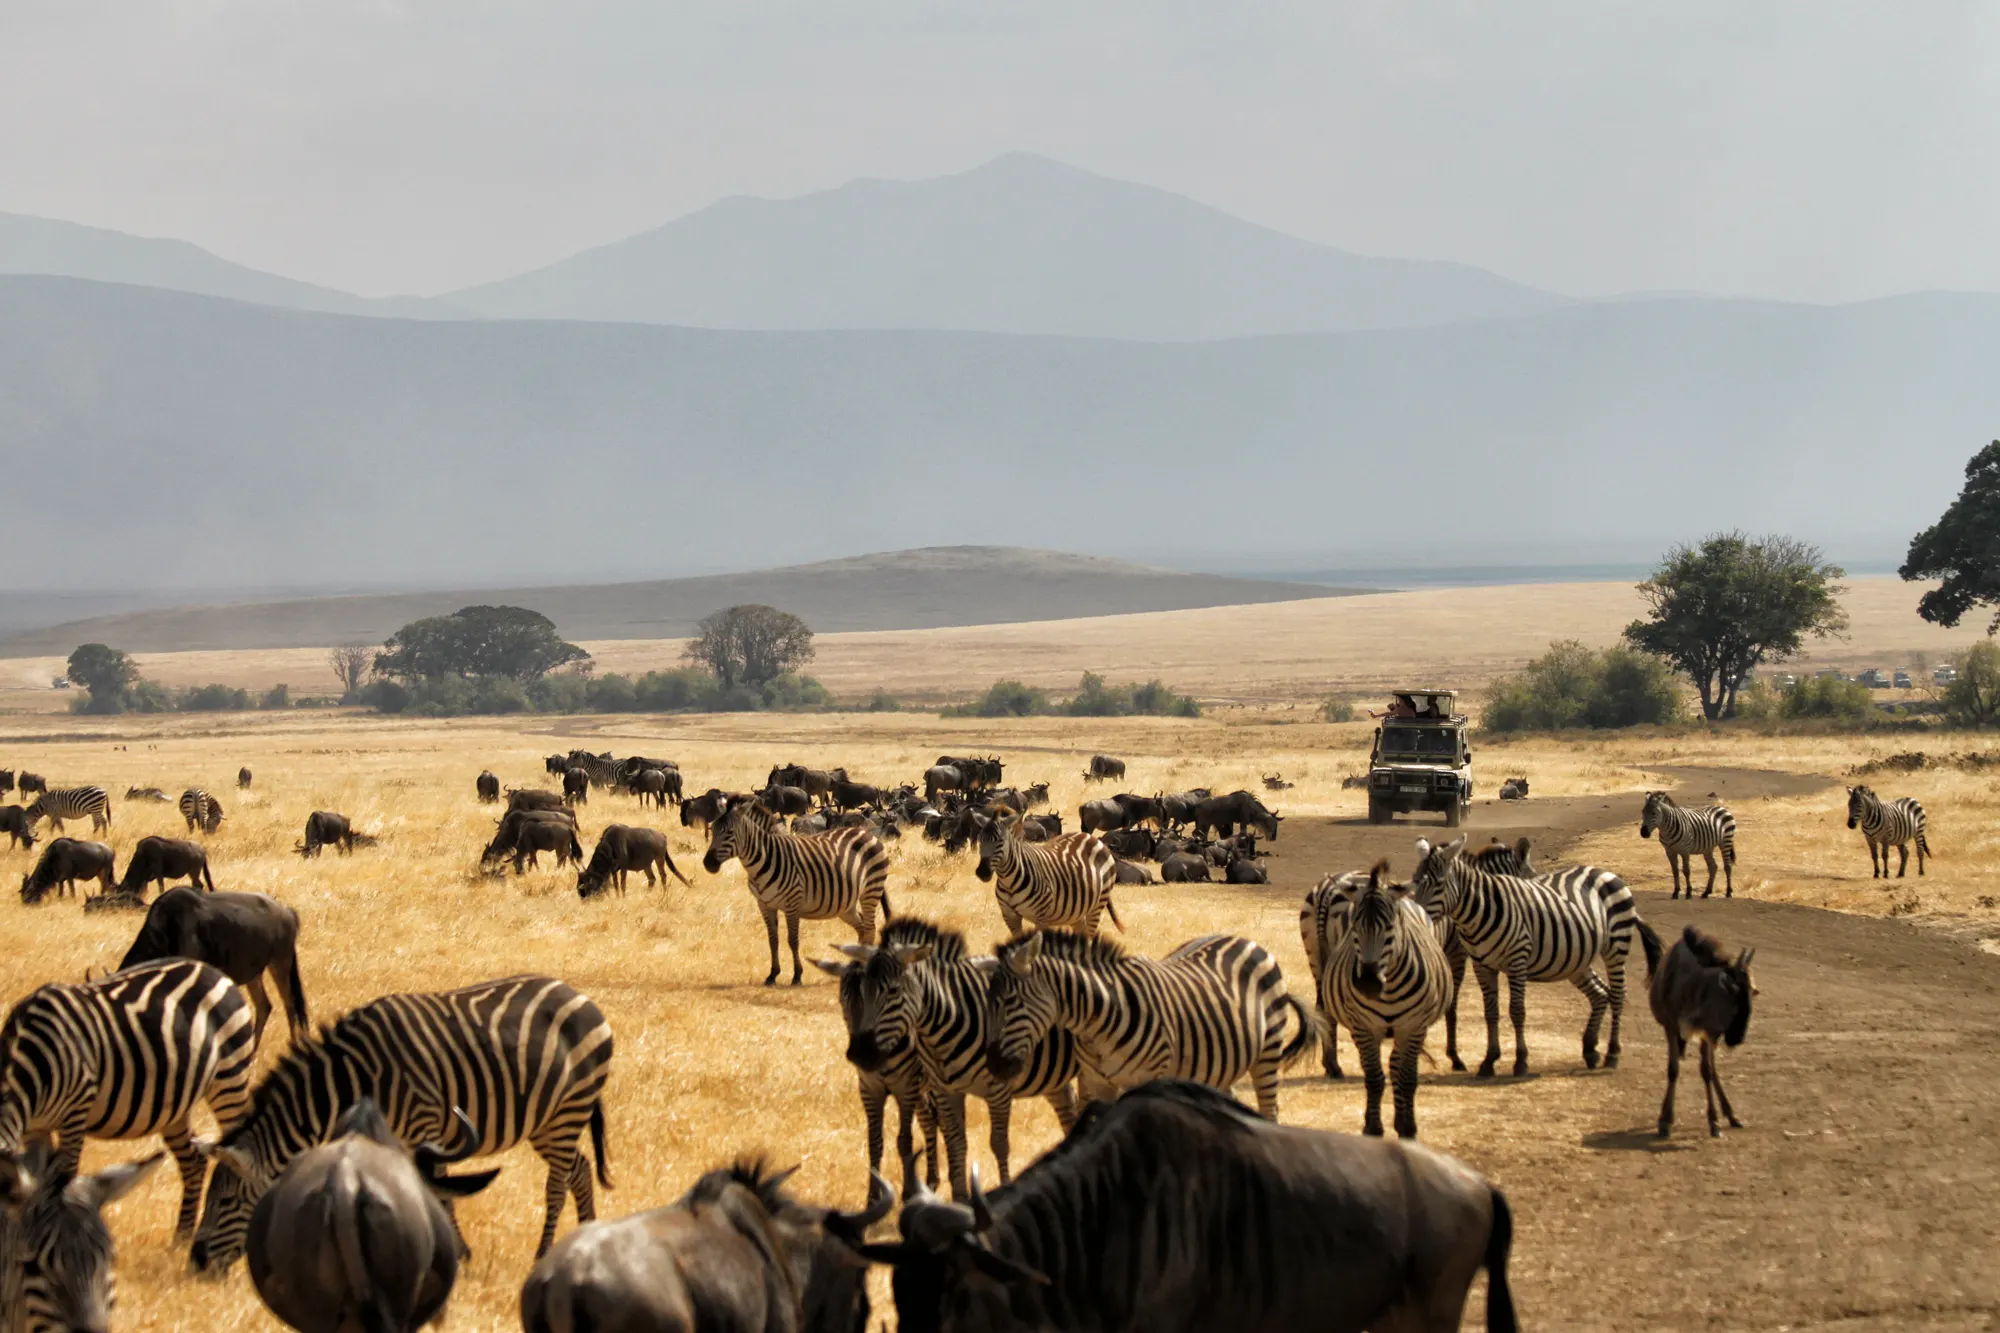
[375,606,588,683]
[1901,440,2000,632]
[684,605,814,689]
[66,642,139,713]
[1624,533,1847,720]
[327,644,372,696]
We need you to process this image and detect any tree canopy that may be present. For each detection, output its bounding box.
[1482,640,1683,733]
[1901,440,2000,632]
[374,605,588,683]
[683,605,814,688]
[66,642,139,713]
[1623,533,1847,720]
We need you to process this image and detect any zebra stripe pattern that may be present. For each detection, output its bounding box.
[0,958,257,1239]
[841,916,1078,1198]
[189,973,614,1273]
[1320,862,1454,1138]
[701,797,891,986]
[23,788,111,836]
[974,812,1121,936]
[1302,866,1473,1077]
[1847,785,1930,878]
[1412,836,1661,1078]
[178,787,224,835]
[814,942,940,1199]
[565,751,622,789]
[1,1146,164,1333]
[984,929,1317,1121]
[1640,790,1737,899]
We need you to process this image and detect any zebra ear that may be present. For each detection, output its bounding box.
[1413,838,1432,858]
[969,957,1000,975]
[810,957,849,979]
[71,1152,165,1212]
[835,942,877,963]
[891,943,933,966]
[1008,934,1044,975]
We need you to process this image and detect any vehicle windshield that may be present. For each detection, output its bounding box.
[1380,726,1458,759]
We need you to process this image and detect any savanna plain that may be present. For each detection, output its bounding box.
[4,593,2000,1330]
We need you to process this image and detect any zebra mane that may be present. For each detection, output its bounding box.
[224,1022,351,1142]
[1004,928,1128,968]
[1468,842,1526,872]
[880,915,969,964]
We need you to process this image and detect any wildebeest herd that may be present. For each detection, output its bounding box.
[0,744,1917,1333]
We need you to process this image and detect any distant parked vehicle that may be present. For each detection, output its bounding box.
[50,677,70,689]
[1893,671,1913,689]
[1857,669,1891,689]
[1936,666,1958,685]
[1815,668,1844,680]
[1775,673,1798,688]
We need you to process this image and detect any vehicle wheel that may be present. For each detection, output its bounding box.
[1444,801,1464,829]
[1368,796,1390,825]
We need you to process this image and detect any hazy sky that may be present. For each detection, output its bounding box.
[5,2,1998,302]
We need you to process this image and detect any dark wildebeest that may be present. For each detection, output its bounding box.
[563,767,591,806]
[0,768,12,796]
[484,810,585,875]
[681,788,731,832]
[298,811,358,858]
[1191,790,1282,841]
[1112,858,1156,885]
[1077,799,1129,835]
[245,1100,499,1333]
[117,888,309,1045]
[115,836,216,899]
[1159,788,1213,830]
[577,825,691,900]
[0,1142,164,1333]
[507,787,567,814]
[20,838,115,904]
[1223,854,1269,885]
[829,776,884,812]
[126,786,173,802]
[1110,792,1166,829]
[615,756,678,790]
[18,772,46,797]
[768,764,836,805]
[1651,925,1755,1139]
[936,756,1001,791]
[0,804,36,850]
[1159,852,1211,883]
[238,766,253,789]
[860,1079,1517,1333]
[545,754,570,778]
[922,765,964,806]
[1340,775,1368,790]
[1025,812,1062,840]
[793,812,831,835]
[1262,773,1294,790]
[476,770,501,803]
[629,767,681,809]
[1498,777,1529,801]
[1100,827,1156,860]
[1082,754,1125,782]
[757,784,813,817]
[520,1160,892,1333]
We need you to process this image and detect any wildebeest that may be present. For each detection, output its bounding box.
[1191,789,1282,841]
[829,776,884,812]
[1077,799,1128,835]
[1158,852,1211,883]
[1110,792,1165,829]
[0,804,36,850]
[20,838,115,904]
[757,784,813,817]
[1082,754,1125,782]
[126,786,173,802]
[768,764,837,804]
[1262,773,1294,790]
[0,768,12,796]
[484,809,585,875]
[116,887,309,1044]
[563,767,591,806]
[1101,827,1156,860]
[17,772,46,797]
[1498,777,1530,801]
[1112,858,1156,885]
[238,766,253,789]
[476,770,501,802]
[244,1100,499,1333]
[1021,781,1050,808]
[115,835,216,899]
[615,756,678,791]
[545,754,570,778]
[935,755,1002,790]
[1222,854,1269,885]
[628,766,681,809]
[520,1160,893,1333]
[1158,788,1213,830]
[681,788,731,832]
[923,765,965,805]
[0,1142,165,1333]
[577,825,691,899]
[298,810,359,858]
[1651,925,1756,1139]
[861,1079,1517,1333]
[508,787,567,814]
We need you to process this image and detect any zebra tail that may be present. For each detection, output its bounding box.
[1636,918,1664,981]
[1919,830,1933,857]
[588,1099,614,1190]
[1274,992,1323,1071]
[880,888,895,921]
[1104,892,1125,933]
[1484,1186,1518,1333]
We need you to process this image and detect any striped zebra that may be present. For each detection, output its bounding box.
[700,796,891,986]
[1412,835,1662,1078]
[1640,790,1737,899]
[1,1143,164,1333]
[565,750,622,789]
[0,958,258,1239]
[823,916,1079,1199]
[973,809,1121,936]
[178,787,224,835]
[813,938,940,1199]
[1319,861,1454,1138]
[22,787,110,836]
[190,973,613,1273]
[983,928,1318,1122]
[1847,785,1930,878]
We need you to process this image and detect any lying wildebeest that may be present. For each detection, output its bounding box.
[476,770,501,802]
[18,772,46,797]
[245,1100,499,1333]
[0,804,36,850]
[116,835,216,899]
[1651,925,1756,1139]
[238,766,253,789]
[520,1159,892,1333]
[20,837,115,904]
[1223,854,1269,885]
[0,1141,165,1333]
[681,788,731,831]
[793,812,831,835]
[126,786,173,802]
[1262,773,1294,790]
[508,787,567,814]
[1191,789,1282,841]
[1101,827,1156,859]
[1083,754,1125,782]
[1112,858,1156,885]
[1159,852,1212,883]
[577,825,691,900]
[860,1079,1517,1333]
[297,810,359,857]
[117,887,309,1044]
[484,809,585,875]
[1340,774,1368,790]
[757,784,813,817]
[1498,777,1530,801]
[829,776,883,812]
[563,767,591,806]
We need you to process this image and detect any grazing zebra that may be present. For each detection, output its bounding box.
[814,939,940,1199]
[983,929,1317,1122]
[190,973,614,1273]
[1847,785,1930,878]
[1,1143,165,1333]
[1412,836,1662,1078]
[0,958,258,1239]
[564,751,622,789]
[820,916,1079,1199]
[23,787,110,836]
[972,809,1121,936]
[1319,862,1454,1138]
[700,796,891,986]
[1640,790,1737,899]
[178,787,224,835]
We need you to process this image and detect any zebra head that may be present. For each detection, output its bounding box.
[701,797,762,874]
[2,1143,163,1333]
[1639,790,1672,839]
[189,1128,283,1275]
[980,932,1067,1084]
[1845,786,1872,829]
[1344,862,1411,999]
[1408,836,1469,910]
[812,941,919,1073]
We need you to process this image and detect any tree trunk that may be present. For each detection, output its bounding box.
[1697,673,1722,720]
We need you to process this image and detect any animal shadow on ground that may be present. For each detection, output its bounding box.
[1582,1126,1692,1154]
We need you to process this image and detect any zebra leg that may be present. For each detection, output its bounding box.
[1506,971,1530,1077]
[1045,1082,1080,1134]
[1701,850,1718,899]
[1314,970,1343,1079]
[892,1083,924,1198]
[1657,1030,1683,1137]
[1473,962,1503,1078]
[1896,843,1909,879]
[1723,844,1735,897]
[987,1087,1015,1184]
[1390,1032,1425,1139]
[859,1072,888,1177]
[1871,839,1885,878]
[939,1092,971,1200]
[786,912,804,986]
[1708,1041,1743,1129]
[1000,904,1024,935]
[1444,938,1467,1071]
[162,1120,206,1239]
[1603,952,1628,1068]
[568,1149,598,1223]
[760,905,782,986]
[1573,972,1609,1069]
[1666,848,1682,899]
[1353,1028,1387,1136]
[919,1089,941,1189]
[536,1145,579,1256]
[1699,1037,1723,1137]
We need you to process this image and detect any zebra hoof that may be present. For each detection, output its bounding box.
[1511,1061,1529,1078]
[1394,1121,1417,1140]
[1322,1064,1343,1080]
[763,976,778,987]
[1448,1057,1466,1073]
[1603,1052,1620,1069]
[1476,1063,1497,1080]
[1582,1049,1600,1070]
[1656,1121,1672,1139]
[1361,1120,1384,1137]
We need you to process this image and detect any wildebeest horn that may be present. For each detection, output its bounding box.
[837,1170,898,1230]
[418,1108,481,1168]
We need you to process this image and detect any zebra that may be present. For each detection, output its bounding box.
[1319,861,1454,1139]
[565,750,622,789]
[22,787,110,836]
[972,809,1122,936]
[821,916,1079,1199]
[812,937,940,1200]
[0,958,258,1240]
[1302,864,1474,1078]
[190,973,614,1274]
[1847,785,1930,878]
[983,928,1318,1122]
[1412,835,1662,1078]
[700,796,892,986]
[1640,790,1737,899]
[178,787,224,835]
[1,1142,164,1333]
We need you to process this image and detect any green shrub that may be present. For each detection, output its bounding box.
[761,673,830,710]
[1057,671,1200,718]
[1945,641,2000,725]
[530,673,591,713]
[1483,641,1683,733]
[260,683,290,710]
[582,673,635,712]
[1780,674,1876,721]
[862,690,902,712]
[181,683,253,712]
[634,668,718,712]
[1731,679,1781,721]
[1321,694,1356,723]
[945,680,1049,718]
[360,679,411,713]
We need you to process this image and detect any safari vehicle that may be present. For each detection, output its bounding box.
[1366,689,1471,827]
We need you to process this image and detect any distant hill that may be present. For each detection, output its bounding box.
[0,548,1356,656]
[448,153,1568,338]
[0,212,455,318]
